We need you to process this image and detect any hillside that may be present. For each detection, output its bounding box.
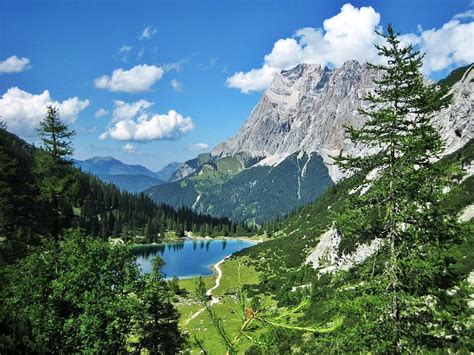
[0,127,248,263]
[73,156,165,193]
[155,161,183,181]
[205,137,473,352]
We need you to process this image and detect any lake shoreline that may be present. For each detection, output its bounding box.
[134,238,257,278]
[132,235,263,248]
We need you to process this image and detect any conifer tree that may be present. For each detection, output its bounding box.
[36,106,76,240]
[332,25,465,351]
[136,257,186,354]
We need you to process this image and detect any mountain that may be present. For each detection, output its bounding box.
[155,162,184,182]
[74,156,158,177]
[213,61,473,181]
[146,62,473,224]
[93,173,163,193]
[74,156,164,193]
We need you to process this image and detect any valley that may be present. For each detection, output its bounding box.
[1,2,473,352]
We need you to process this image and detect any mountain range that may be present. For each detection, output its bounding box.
[145,61,473,224]
[73,157,183,193]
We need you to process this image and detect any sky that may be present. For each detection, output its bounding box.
[0,0,473,171]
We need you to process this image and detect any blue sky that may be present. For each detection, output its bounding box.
[0,0,473,170]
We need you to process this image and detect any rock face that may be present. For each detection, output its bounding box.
[305,227,384,275]
[214,61,473,182]
[433,65,473,155]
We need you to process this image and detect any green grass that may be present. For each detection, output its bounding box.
[213,257,260,297]
[175,255,267,354]
[178,275,214,294]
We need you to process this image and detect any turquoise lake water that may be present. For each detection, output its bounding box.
[134,239,256,278]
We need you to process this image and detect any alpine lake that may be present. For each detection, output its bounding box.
[134,239,256,279]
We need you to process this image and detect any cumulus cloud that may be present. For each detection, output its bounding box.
[227,65,280,94]
[140,26,157,40]
[227,4,382,93]
[0,87,90,137]
[122,143,140,154]
[189,143,209,150]
[95,108,109,118]
[94,64,164,93]
[227,3,474,93]
[418,17,474,74]
[170,79,182,92]
[111,99,152,122]
[0,55,30,74]
[100,100,194,142]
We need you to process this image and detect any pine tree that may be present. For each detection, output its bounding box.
[331,25,466,351]
[136,257,186,354]
[36,106,76,240]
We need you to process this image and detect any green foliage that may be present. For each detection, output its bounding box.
[35,106,76,240]
[325,25,469,352]
[148,151,333,224]
[0,229,185,353]
[0,123,44,262]
[193,264,341,354]
[437,63,473,90]
[134,258,186,354]
[238,32,473,354]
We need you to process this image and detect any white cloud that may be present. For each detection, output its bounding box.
[453,10,474,20]
[95,108,109,118]
[226,65,279,94]
[0,55,30,74]
[100,103,194,142]
[94,64,164,93]
[122,143,139,154]
[189,143,209,150]
[140,26,157,40]
[227,4,381,93]
[170,79,182,92]
[111,99,152,122]
[163,52,199,72]
[118,45,133,53]
[226,3,474,93]
[0,87,90,137]
[114,45,133,63]
[417,17,474,75]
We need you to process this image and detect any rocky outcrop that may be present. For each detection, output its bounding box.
[433,66,473,155]
[213,61,473,182]
[305,227,384,274]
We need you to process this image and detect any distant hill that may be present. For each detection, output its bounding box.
[73,156,164,193]
[95,173,163,193]
[74,156,158,177]
[155,161,184,182]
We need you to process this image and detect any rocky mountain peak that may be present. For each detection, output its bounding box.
[212,60,379,177]
[213,62,473,182]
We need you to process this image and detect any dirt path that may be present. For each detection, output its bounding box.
[183,257,226,326]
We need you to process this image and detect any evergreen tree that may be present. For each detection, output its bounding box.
[136,257,186,354]
[329,25,467,351]
[36,106,76,240]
